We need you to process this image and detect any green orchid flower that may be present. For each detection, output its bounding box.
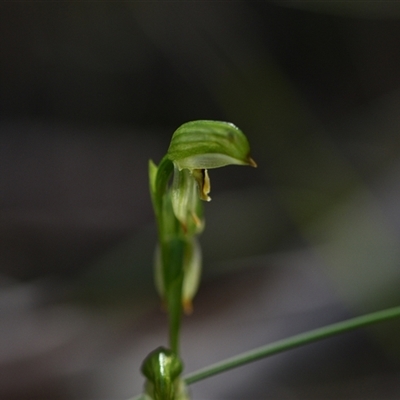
[166,120,256,230]
[148,120,256,355]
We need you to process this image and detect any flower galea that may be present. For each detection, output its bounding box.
[167,120,256,230]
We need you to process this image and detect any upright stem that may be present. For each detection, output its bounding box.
[151,157,186,354]
[162,238,186,354]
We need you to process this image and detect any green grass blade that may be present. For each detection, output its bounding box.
[184,305,400,385]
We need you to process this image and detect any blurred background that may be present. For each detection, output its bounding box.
[1,2,400,399]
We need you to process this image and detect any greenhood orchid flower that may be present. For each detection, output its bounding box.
[148,120,256,356]
[167,120,256,230]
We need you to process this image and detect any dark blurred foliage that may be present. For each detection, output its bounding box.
[1,2,400,399]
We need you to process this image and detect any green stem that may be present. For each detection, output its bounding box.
[164,238,186,354]
[184,305,400,385]
[151,156,185,354]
